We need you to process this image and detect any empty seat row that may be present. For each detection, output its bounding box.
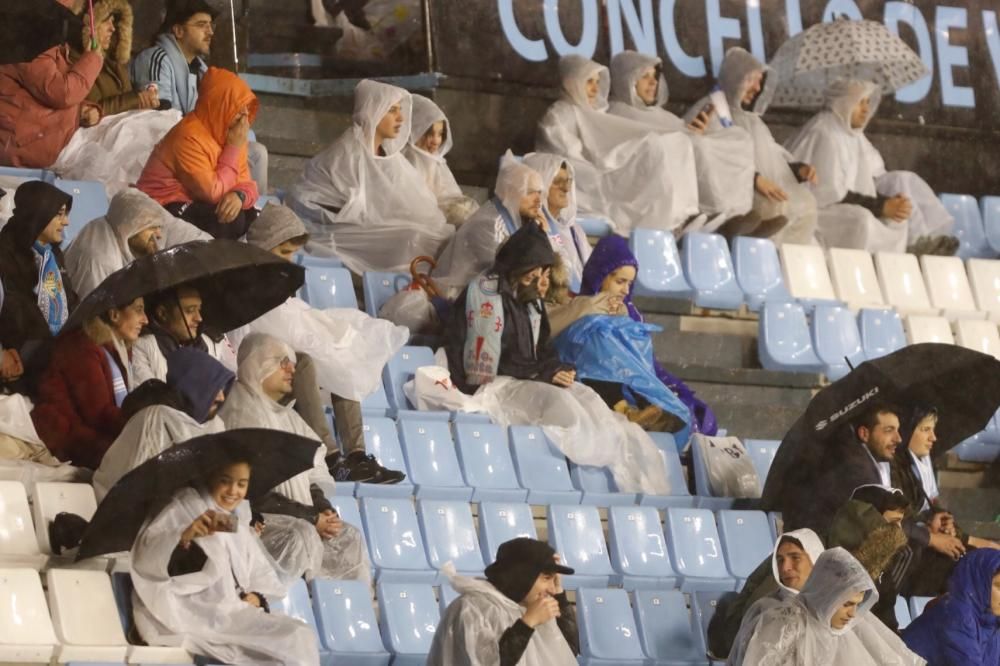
[0,480,100,571]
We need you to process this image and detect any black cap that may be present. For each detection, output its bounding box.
[160,0,219,32]
[484,537,574,603]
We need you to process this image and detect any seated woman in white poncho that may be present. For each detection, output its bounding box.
[608,50,756,229]
[286,79,454,273]
[428,537,578,666]
[130,458,321,666]
[786,80,955,255]
[536,55,701,235]
[404,95,480,227]
[729,547,925,666]
[219,333,371,583]
[686,48,819,245]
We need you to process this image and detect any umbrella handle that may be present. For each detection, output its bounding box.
[229,0,239,69]
[88,0,98,51]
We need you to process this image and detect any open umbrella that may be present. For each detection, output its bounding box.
[0,0,82,65]
[761,343,1000,511]
[770,17,930,109]
[63,239,304,333]
[76,428,319,560]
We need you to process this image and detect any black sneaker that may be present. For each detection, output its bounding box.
[330,452,406,484]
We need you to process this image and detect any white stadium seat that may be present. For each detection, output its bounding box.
[874,252,938,316]
[47,569,128,663]
[905,315,955,345]
[954,319,1000,359]
[779,244,838,304]
[827,248,885,310]
[919,255,983,320]
[0,481,46,570]
[0,568,58,663]
[966,258,1000,322]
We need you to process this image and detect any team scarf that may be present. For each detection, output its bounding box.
[32,241,69,335]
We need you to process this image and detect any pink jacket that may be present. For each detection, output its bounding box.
[0,46,103,168]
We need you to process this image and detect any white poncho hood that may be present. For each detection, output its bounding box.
[772,528,826,595]
[608,51,683,130]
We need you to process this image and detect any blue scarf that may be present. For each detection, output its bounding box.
[493,197,519,237]
[32,241,68,335]
[463,272,506,386]
[101,347,129,407]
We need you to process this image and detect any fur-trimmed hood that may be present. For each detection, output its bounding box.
[81,0,133,64]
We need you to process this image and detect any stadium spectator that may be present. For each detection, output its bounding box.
[136,67,259,239]
[0,391,86,485]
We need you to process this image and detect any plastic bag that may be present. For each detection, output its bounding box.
[378,255,444,334]
[693,434,761,498]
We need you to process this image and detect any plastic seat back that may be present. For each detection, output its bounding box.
[811,304,866,380]
[905,315,955,345]
[363,271,412,317]
[954,320,1000,359]
[0,568,58,661]
[507,426,581,504]
[33,482,97,555]
[758,301,823,372]
[267,577,320,634]
[895,595,912,630]
[779,243,837,303]
[360,417,414,496]
[629,229,692,298]
[909,596,932,621]
[302,265,357,309]
[310,579,388,658]
[941,193,992,259]
[547,504,615,582]
[607,505,676,584]
[633,589,705,662]
[477,502,538,564]
[417,500,485,573]
[360,498,432,574]
[47,569,127,662]
[920,255,980,319]
[570,464,635,506]
[297,253,343,269]
[681,232,744,309]
[382,346,436,411]
[376,583,440,660]
[576,588,646,662]
[397,419,470,500]
[0,481,43,566]
[663,507,733,590]
[453,423,525,502]
[967,258,1000,319]
[874,252,937,315]
[54,178,108,245]
[322,496,367,553]
[732,236,790,311]
[716,510,774,580]
[438,582,460,615]
[858,307,906,360]
[827,248,884,310]
[743,439,780,487]
[360,380,391,415]
[981,195,1000,253]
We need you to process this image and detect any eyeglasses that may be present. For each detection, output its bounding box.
[279,357,295,371]
[186,20,215,31]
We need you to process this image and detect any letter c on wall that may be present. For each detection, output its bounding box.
[498,0,548,62]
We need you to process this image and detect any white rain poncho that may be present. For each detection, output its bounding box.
[432,154,546,294]
[687,48,818,245]
[131,486,320,666]
[536,55,700,235]
[404,95,480,226]
[406,364,670,495]
[522,153,592,293]
[219,333,371,583]
[64,188,210,298]
[0,393,85,491]
[52,109,183,197]
[609,51,755,220]
[132,334,238,387]
[427,570,577,666]
[731,547,925,666]
[286,80,454,273]
[786,80,908,252]
[93,406,225,502]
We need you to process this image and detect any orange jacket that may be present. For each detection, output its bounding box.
[137,67,258,208]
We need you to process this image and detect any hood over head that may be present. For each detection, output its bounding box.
[771,528,826,595]
[79,0,132,63]
[352,79,413,157]
[246,203,309,251]
[494,151,545,227]
[946,549,1000,624]
[192,67,259,146]
[0,181,72,251]
[719,47,776,115]
[579,235,641,320]
[609,50,668,108]
[166,347,236,423]
[407,95,454,160]
[825,79,880,133]
[492,220,556,280]
[522,152,577,224]
[236,332,296,399]
[558,55,611,111]
[106,189,166,256]
[799,547,878,636]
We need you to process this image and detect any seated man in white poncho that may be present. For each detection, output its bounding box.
[131,457,321,666]
[686,48,819,245]
[536,55,701,235]
[609,50,757,232]
[94,347,234,502]
[786,80,956,255]
[286,79,454,273]
[64,188,209,299]
[428,537,579,666]
[404,95,480,227]
[219,332,371,583]
[729,547,924,666]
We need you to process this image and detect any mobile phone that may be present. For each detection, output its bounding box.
[212,512,238,533]
[699,103,715,118]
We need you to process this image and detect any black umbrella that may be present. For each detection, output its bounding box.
[761,343,1000,510]
[77,428,319,560]
[63,240,304,333]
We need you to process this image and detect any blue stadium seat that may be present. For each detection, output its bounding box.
[858,307,906,361]
[302,265,357,309]
[981,195,1000,254]
[909,596,932,620]
[396,419,472,501]
[951,437,1000,463]
[297,253,344,268]
[507,426,582,504]
[359,497,437,583]
[663,508,737,591]
[607,505,678,590]
[267,579,331,665]
[680,233,744,310]
[767,511,783,541]
[547,504,619,588]
[630,229,694,299]
[360,381,391,417]
[633,589,707,666]
[381,346,436,412]
[323,496,368,554]
[255,193,282,209]
[639,435,696,508]
[941,193,993,259]
[716,510,774,586]
[437,582,460,615]
[362,271,412,317]
[451,411,493,424]
[358,417,414,498]
[453,423,527,503]
[110,573,193,664]
[743,439,779,488]
[576,588,647,665]
[376,583,439,666]
[54,178,108,245]
[693,591,732,660]
[0,166,50,181]
[811,304,866,381]
[310,579,390,665]
[758,301,824,373]
[570,464,636,506]
[895,595,912,630]
[732,236,791,311]
[417,500,486,576]
[689,438,740,511]
[578,216,613,237]
[477,502,538,564]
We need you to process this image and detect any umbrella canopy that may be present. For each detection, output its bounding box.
[761,343,1000,510]
[770,17,929,109]
[63,239,304,334]
[77,428,319,560]
[0,1,81,65]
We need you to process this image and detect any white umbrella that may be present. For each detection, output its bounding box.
[769,17,929,108]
